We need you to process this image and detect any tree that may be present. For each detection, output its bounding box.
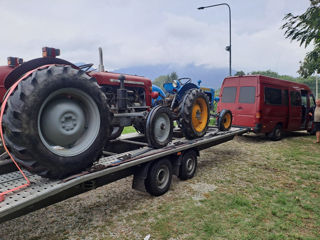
[153,72,178,91]
[234,71,245,76]
[281,0,320,77]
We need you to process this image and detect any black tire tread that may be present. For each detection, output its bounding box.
[2,65,110,178]
[178,88,210,139]
[145,158,172,196]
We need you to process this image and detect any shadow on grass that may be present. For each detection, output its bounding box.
[238,130,311,143]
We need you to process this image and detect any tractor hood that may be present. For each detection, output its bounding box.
[90,71,152,90]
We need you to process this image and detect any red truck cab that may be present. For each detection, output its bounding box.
[217,75,315,140]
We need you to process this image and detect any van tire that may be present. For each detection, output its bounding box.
[268,124,282,141]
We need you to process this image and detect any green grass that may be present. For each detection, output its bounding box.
[2,131,319,240]
[122,126,136,134]
[114,134,320,239]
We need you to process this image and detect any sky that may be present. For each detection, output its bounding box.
[0,0,312,76]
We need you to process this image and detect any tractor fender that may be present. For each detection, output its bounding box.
[4,57,77,89]
[173,83,199,107]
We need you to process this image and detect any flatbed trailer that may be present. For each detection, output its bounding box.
[0,127,248,223]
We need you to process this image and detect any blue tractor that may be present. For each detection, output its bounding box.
[151,77,232,139]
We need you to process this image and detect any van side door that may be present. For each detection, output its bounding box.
[306,94,316,130]
[288,90,302,130]
[262,86,288,132]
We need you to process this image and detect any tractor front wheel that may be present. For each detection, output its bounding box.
[217,109,232,131]
[2,65,110,179]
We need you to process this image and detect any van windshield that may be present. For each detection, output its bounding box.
[221,87,237,103]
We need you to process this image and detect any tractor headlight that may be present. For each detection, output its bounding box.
[172,80,178,88]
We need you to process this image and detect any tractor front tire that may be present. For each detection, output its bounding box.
[179,89,210,139]
[2,65,110,179]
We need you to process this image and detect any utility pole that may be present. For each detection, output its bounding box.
[198,3,232,76]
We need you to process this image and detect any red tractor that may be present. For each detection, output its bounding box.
[0,47,227,179]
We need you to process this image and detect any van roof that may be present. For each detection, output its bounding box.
[223,75,311,92]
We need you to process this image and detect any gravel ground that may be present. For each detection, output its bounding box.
[0,133,300,240]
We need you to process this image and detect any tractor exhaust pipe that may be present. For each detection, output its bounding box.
[98,47,105,72]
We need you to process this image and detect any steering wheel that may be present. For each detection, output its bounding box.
[177,77,192,85]
[78,63,94,72]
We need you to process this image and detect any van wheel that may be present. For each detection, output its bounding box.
[268,124,282,141]
[307,125,316,135]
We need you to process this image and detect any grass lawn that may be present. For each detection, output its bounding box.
[0,132,319,240]
[111,132,320,240]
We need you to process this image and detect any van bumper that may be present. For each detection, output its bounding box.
[252,123,262,133]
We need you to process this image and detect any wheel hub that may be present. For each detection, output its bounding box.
[154,113,170,143]
[195,109,201,121]
[38,88,101,157]
[61,113,78,131]
[40,99,86,147]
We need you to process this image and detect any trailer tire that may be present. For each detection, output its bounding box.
[2,65,110,179]
[179,150,197,180]
[179,89,210,139]
[145,158,172,196]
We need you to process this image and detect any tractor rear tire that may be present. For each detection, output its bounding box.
[179,89,210,139]
[2,65,110,179]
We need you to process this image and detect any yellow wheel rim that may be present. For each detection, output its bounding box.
[191,97,208,133]
[223,113,232,129]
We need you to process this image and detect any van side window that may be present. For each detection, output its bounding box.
[309,95,315,108]
[239,87,255,103]
[283,90,289,106]
[290,91,301,106]
[301,90,308,107]
[221,87,237,103]
[264,87,282,105]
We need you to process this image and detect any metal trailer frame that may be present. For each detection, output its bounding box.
[0,127,248,223]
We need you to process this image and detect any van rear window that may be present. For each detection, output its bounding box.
[265,87,282,105]
[239,87,255,103]
[221,87,237,103]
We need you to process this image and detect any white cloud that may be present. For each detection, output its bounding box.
[0,0,311,76]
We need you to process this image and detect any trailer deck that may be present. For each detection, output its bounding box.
[0,127,248,223]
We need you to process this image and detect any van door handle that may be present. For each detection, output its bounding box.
[238,106,243,110]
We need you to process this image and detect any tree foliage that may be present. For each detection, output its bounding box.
[153,72,178,91]
[281,0,320,77]
[234,71,245,76]
[250,70,319,94]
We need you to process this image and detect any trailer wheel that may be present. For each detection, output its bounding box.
[217,109,232,131]
[145,158,172,196]
[108,126,124,140]
[268,124,282,141]
[179,89,210,139]
[2,65,110,179]
[179,150,197,180]
[146,106,173,148]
